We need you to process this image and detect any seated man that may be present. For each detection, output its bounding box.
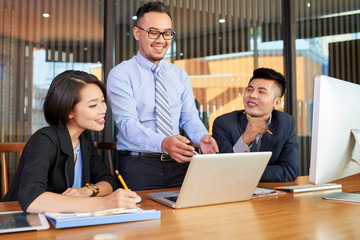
[212,68,299,182]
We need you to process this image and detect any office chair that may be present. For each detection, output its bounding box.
[0,142,26,198]
[94,142,117,176]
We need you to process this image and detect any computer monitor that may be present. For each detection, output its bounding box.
[309,75,360,188]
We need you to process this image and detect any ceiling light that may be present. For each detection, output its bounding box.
[319,9,360,19]
[42,13,50,18]
[219,19,226,23]
[132,16,137,20]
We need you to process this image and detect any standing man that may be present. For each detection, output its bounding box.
[212,68,299,182]
[107,2,218,190]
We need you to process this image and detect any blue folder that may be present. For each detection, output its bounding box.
[46,210,161,229]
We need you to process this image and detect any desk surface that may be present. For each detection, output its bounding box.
[2,175,360,240]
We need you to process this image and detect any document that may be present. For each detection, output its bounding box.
[252,187,280,198]
[45,207,160,229]
[45,207,138,219]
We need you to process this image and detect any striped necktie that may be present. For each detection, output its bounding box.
[152,64,173,137]
[250,139,258,152]
[250,136,261,152]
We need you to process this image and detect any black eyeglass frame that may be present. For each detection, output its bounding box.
[136,26,176,40]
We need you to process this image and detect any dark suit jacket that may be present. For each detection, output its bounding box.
[1,125,117,211]
[212,110,299,182]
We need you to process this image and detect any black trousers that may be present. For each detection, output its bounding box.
[117,155,189,191]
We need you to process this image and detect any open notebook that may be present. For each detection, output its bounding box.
[148,152,272,208]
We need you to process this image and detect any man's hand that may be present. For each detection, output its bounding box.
[200,135,219,154]
[242,116,269,145]
[161,135,196,163]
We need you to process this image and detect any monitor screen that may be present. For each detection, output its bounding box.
[309,75,360,184]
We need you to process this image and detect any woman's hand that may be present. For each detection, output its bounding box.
[103,189,138,209]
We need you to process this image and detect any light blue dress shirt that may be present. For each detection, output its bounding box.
[107,51,209,153]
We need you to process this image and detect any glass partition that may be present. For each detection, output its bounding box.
[0,0,105,143]
[295,0,360,173]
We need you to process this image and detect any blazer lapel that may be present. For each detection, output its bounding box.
[57,126,74,188]
[80,132,91,185]
[238,110,248,135]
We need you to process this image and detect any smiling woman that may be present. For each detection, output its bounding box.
[0,70,138,214]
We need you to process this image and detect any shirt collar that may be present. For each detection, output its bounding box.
[267,114,272,126]
[135,51,163,71]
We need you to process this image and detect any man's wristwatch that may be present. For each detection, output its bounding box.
[85,183,99,197]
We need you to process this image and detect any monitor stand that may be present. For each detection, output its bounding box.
[323,191,360,202]
[323,129,360,203]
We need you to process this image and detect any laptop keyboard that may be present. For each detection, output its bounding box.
[164,196,178,202]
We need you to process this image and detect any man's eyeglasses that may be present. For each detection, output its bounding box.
[136,26,176,40]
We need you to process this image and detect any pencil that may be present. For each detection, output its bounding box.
[246,113,273,135]
[115,170,129,191]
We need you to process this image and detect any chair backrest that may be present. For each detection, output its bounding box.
[94,142,117,176]
[0,142,26,198]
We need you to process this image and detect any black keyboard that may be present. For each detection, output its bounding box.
[164,196,178,202]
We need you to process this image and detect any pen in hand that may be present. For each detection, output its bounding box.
[115,170,142,203]
[115,170,129,191]
[246,113,273,135]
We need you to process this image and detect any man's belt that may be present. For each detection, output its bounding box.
[118,151,172,162]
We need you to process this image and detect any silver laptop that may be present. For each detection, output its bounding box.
[148,152,272,208]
